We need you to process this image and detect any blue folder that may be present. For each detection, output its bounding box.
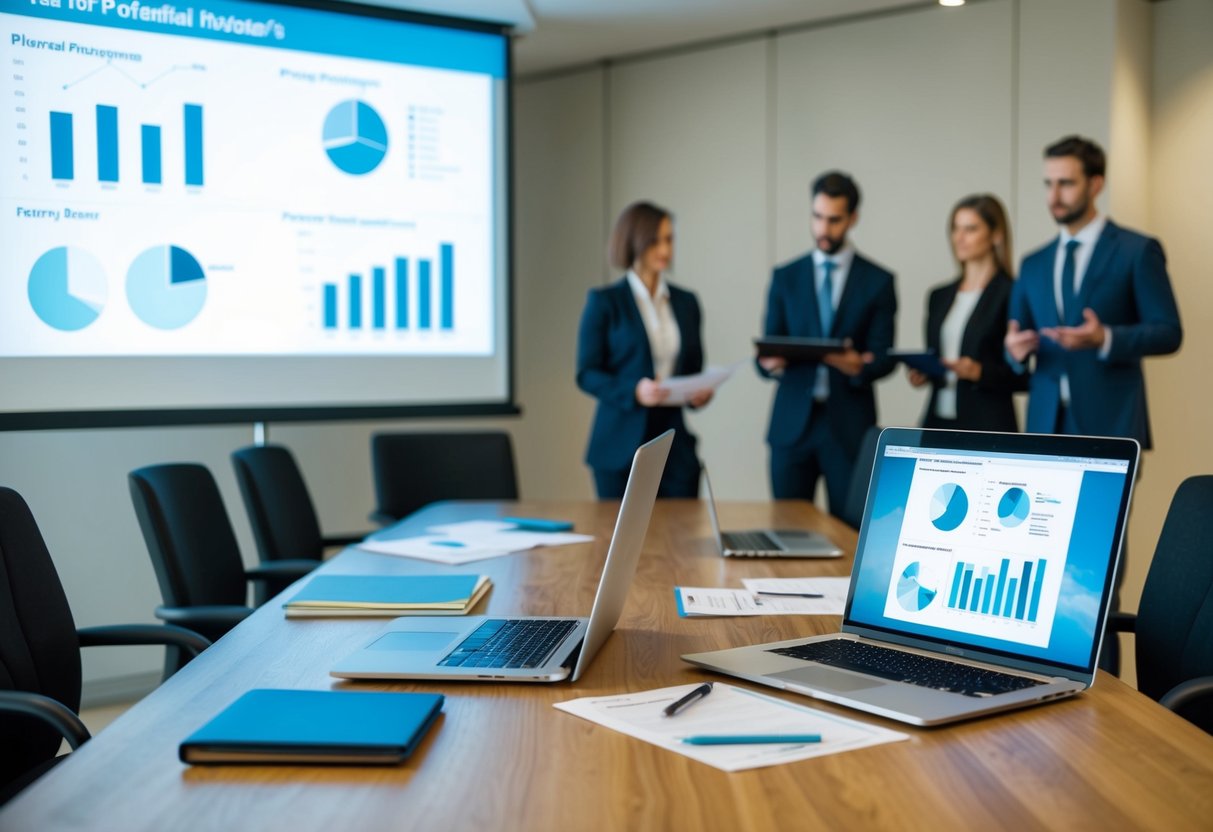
[179,689,444,765]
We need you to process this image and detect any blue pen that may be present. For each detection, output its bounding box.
[681,734,821,745]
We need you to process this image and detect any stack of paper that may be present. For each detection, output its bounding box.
[359,520,594,565]
[284,574,491,618]
[674,577,851,617]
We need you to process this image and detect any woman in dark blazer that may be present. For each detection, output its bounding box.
[909,194,1024,431]
[576,201,713,498]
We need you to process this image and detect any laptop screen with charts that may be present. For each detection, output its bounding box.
[703,466,842,558]
[684,428,1139,726]
[331,429,672,683]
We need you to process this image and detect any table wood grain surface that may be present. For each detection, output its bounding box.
[3,499,1211,832]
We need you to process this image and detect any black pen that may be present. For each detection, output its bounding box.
[755,591,824,598]
[662,682,713,717]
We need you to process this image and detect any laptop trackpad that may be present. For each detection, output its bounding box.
[369,632,458,651]
[771,666,887,693]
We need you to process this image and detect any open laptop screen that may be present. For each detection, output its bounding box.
[845,429,1136,673]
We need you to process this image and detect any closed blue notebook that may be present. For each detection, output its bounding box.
[285,574,490,617]
[179,689,444,765]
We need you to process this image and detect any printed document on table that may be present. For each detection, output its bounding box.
[555,682,907,772]
[675,586,840,616]
[425,520,593,549]
[740,577,851,615]
[658,362,742,406]
[358,520,593,564]
[357,536,516,565]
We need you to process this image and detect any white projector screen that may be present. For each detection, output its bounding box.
[0,0,514,428]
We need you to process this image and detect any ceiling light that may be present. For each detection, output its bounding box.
[939,0,966,6]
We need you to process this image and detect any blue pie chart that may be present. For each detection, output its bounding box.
[126,245,207,330]
[930,483,968,532]
[323,99,388,175]
[896,562,937,612]
[28,246,107,331]
[998,487,1031,528]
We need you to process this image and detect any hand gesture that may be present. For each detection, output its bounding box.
[635,377,669,407]
[1004,320,1039,363]
[822,339,874,377]
[1040,308,1106,351]
[944,357,982,382]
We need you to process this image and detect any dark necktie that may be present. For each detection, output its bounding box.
[819,260,835,336]
[1060,239,1081,326]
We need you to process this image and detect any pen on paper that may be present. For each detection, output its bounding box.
[754,591,824,598]
[680,734,822,745]
[662,683,713,717]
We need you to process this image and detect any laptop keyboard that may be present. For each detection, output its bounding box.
[768,639,1045,698]
[721,530,780,552]
[438,619,578,669]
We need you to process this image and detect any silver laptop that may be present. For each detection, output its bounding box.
[684,428,1139,726]
[704,466,842,558]
[331,430,672,683]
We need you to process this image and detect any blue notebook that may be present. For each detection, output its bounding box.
[284,574,490,617]
[179,689,444,765]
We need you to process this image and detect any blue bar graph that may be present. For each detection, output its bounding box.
[348,274,362,329]
[323,284,338,329]
[50,112,74,180]
[96,105,118,182]
[949,557,1047,622]
[395,258,409,330]
[372,267,386,329]
[141,125,162,184]
[440,243,454,330]
[418,259,432,329]
[184,104,204,186]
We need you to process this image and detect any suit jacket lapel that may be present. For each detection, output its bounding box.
[617,279,656,377]
[961,276,1000,356]
[832,256,864,337]
[1036,240,1062,327]
[1079,222,1119,310]
[669,290,692,375]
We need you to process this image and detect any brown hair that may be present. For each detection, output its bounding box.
[1045,135,1106,179]
[607,201,671,271]
[949,194,1014,277]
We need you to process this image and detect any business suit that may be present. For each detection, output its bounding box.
[760,251,896,509]
[1009,220,1181,448]
[921,272,1023,432]
[576,277,704,497]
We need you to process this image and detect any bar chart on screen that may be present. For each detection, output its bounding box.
[322,244,456,333]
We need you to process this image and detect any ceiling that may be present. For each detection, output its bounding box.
[349,0,934,76]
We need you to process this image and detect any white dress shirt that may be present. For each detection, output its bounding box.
[934,288,982,420]
[626,270,680,382]
[1052,214,1111,405]
[810,247,853,400]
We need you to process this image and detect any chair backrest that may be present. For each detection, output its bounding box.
[370,431,519,522]
[128,464,248,608]
[231,444,324,563]
[0,487,83,791]
[1135,475,1213,732]
[838,425,882,530]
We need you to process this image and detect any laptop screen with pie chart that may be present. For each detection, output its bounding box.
[844,430,1135,673]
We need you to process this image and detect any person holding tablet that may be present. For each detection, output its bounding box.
[908,194,1023,431]
[576,201,712,499]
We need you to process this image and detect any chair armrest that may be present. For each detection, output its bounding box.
[321,533,366,548]
[1105,611,1137,634]
[1159,676,1213,713]
[77,624,211,658]
[154,605,252,635]
[245,560,317,583]
[0,691,91,750]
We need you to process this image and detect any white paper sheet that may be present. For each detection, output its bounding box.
[554,682,907,772]
[740,577,851,615]
[675,578,849,617]
[358,520,594,564]
[657,362,741,406]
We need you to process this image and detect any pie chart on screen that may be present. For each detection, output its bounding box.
[323,99,388,175]
[896,562,937,612]
[28,246,106,331]
[126,245,207,330]
[998,487,1031,528]
[930,483,968,532]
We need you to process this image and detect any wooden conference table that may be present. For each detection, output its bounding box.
[4,500,1212,831]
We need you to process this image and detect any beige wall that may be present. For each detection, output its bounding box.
[2,0,1207,699]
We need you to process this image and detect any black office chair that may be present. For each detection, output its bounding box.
[231,444,363,567]
[129,464,316,674]
[1104,475,1213,734]
[837,425,882,530]
[369,431,519,525]
[0,486,209,806]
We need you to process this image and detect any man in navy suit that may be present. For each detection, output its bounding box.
[1005,136,1182,447]
[758,172,897,510]
[1005,137,1182,672]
